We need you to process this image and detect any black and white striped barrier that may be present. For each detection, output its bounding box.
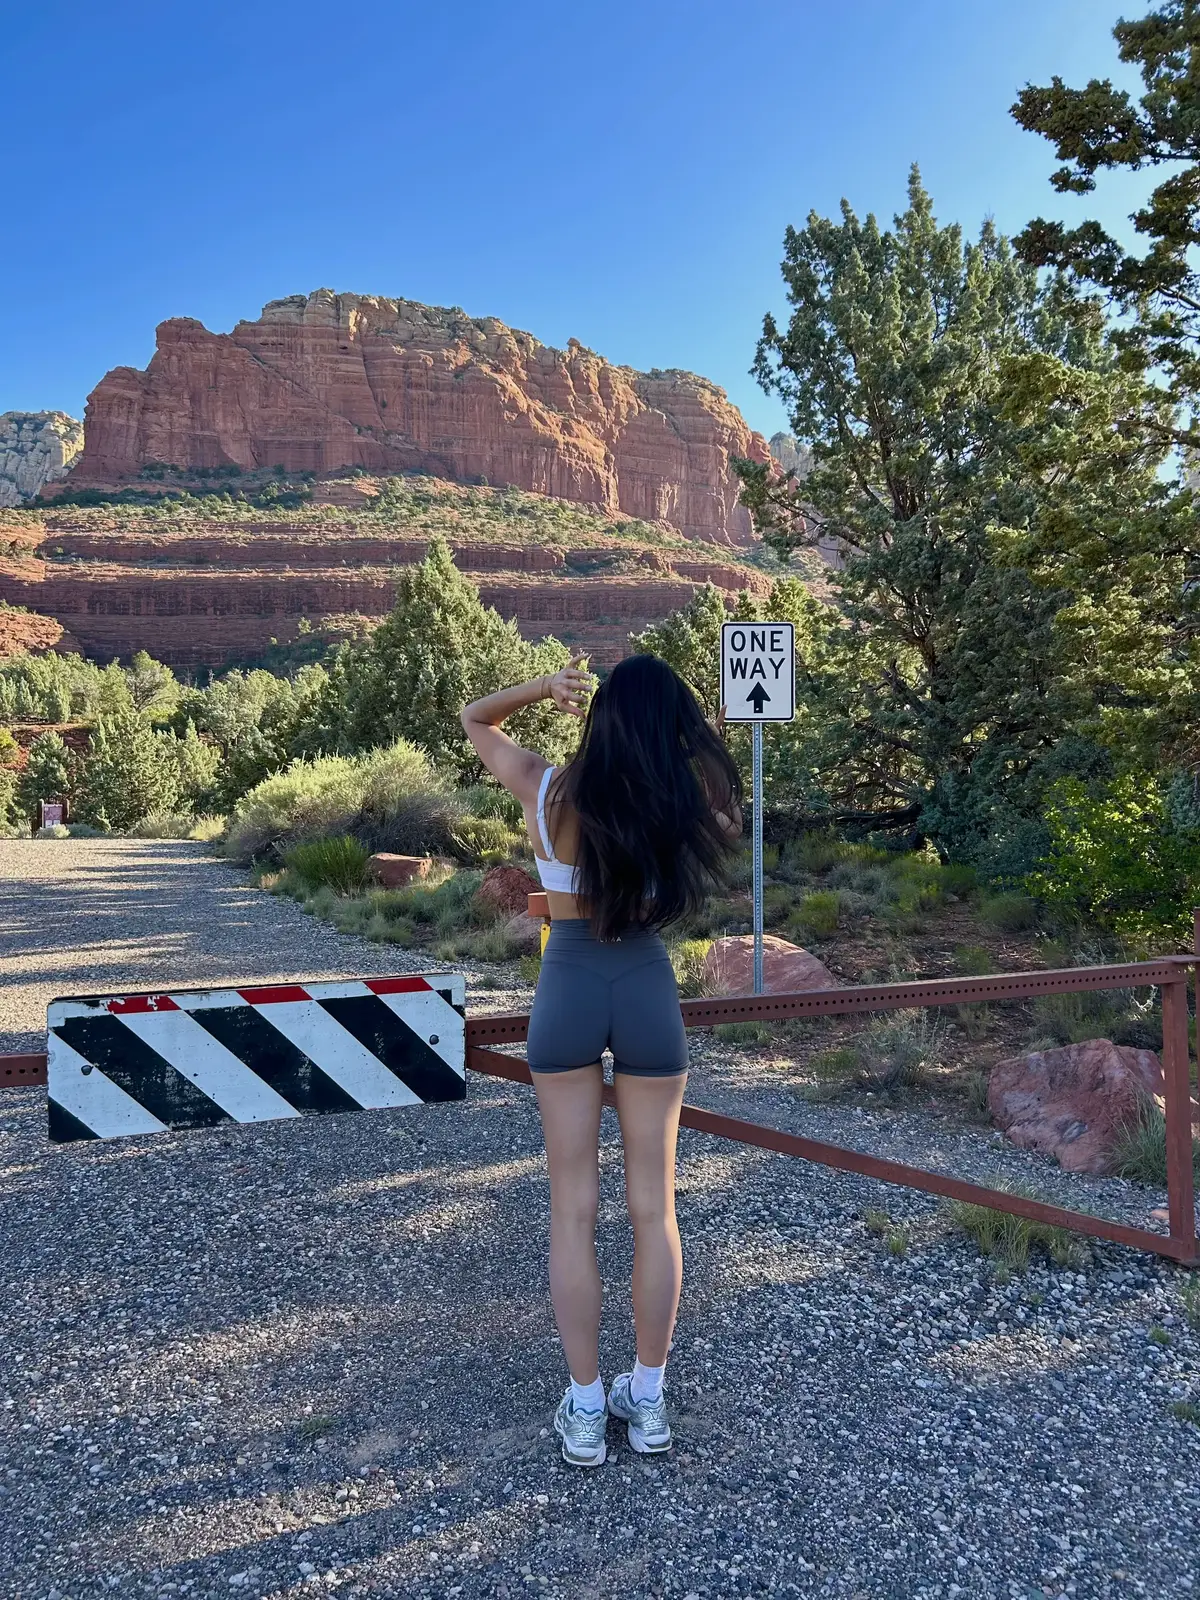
[47,974,466,1143]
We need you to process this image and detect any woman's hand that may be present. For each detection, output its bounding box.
[709,703,728,737]
[545,655,593,717]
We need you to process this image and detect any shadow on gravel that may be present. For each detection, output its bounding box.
[3,1058,1197,1600]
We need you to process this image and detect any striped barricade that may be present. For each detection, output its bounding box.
[47,974,465,1142]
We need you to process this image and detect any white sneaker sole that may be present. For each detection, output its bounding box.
[607,1397,672,1454]
[553,1417,607,1468]
[625,1421,671,1454]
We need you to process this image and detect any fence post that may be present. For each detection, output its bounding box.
[1161,974,1197,1260]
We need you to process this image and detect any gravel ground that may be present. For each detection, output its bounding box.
[2,839,1199,1600]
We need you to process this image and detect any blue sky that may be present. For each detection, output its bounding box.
[1,0,1150,438]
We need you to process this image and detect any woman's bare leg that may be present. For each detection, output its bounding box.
[612,1071,688,1365]
[531,1063,605,1384]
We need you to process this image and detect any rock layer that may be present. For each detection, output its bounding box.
[0,413,84,508]
[0,497,770,669]
[68,291,770,546]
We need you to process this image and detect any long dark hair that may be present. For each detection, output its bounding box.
[549,654,742,940]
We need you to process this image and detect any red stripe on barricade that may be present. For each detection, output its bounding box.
[236,985,312,1005]
[106,995,179,1013]
[365,977,432,995]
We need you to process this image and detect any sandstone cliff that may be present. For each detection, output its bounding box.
[768,431,812,479]
[68,291,769,546]
[0,413,84,508]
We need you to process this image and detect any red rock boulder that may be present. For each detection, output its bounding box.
[367,853,438,889]
[475,864,541,920]
[988,1039,1164,1175]
[702,935,838,997]
[502,911,544,956]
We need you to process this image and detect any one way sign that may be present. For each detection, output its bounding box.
[720,622,795,722]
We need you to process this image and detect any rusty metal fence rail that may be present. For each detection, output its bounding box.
[467,955,1199,1268]
[4,957,1198,1265]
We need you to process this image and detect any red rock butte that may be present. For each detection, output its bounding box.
[70,290,770,546]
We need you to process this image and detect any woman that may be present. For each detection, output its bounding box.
[461,652,742,1467]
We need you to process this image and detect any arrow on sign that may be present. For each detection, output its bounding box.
[747,683,772,714]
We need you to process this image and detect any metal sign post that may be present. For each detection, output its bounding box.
[720,622,796,995]
[752,722,764,992]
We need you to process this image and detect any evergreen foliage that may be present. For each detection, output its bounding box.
[76,711,181,832]
[730,169,1196,874]
[14,732,73,828]
[317,536,576,780]
[1012,1,1200,430]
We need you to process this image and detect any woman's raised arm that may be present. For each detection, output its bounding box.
[461,657,592,803]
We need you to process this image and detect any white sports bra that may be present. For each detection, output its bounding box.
[534,766,580,895]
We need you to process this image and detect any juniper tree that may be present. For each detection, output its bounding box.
[77,711,181,831]
[734,169,1195,868]
[321,536,576,781]
[15,732,74,829]
[1012,0,1200,435]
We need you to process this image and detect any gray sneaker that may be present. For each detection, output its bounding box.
[553,1390,608,1467]
[606,1372,672,1453]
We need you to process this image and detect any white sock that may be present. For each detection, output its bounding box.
[631,1359,665,1404]
[570,1374,606,1413]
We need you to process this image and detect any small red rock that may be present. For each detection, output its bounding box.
[702,934,838,997]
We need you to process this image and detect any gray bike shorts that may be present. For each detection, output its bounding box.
[527,918,689,1078]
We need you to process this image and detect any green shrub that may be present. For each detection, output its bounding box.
[829,860,892,899]
[856,1010,944,1092]
[670,938,713,997]
[460,783,525,828]
[962,1068,991,1120]
[224,739,458,862]
[726,850,753,890]
[466,924,526,961]
[225,753,367,861]
[762,882,798,927]
[808,1045,861,1080]
[783,832,841,874]
[448,814,522,863]
[888,855,948,914]
[1110,1096,1200,1186]
[188,814,227,843]
[714,1020,774,1044]
[34,822,71,839]
[286,835,371,896]
[127,810,197,839]
[953,944,993,975]
[1029,987,1140,1046]
[792,889,841,940]
[939,863,978,898]
[355,741,465,856]
[1025,772,1200,947]
[944,1185,1091,1271]
[978,892,1040,932]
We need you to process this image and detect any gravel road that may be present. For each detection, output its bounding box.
[1,839,1198,1600]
